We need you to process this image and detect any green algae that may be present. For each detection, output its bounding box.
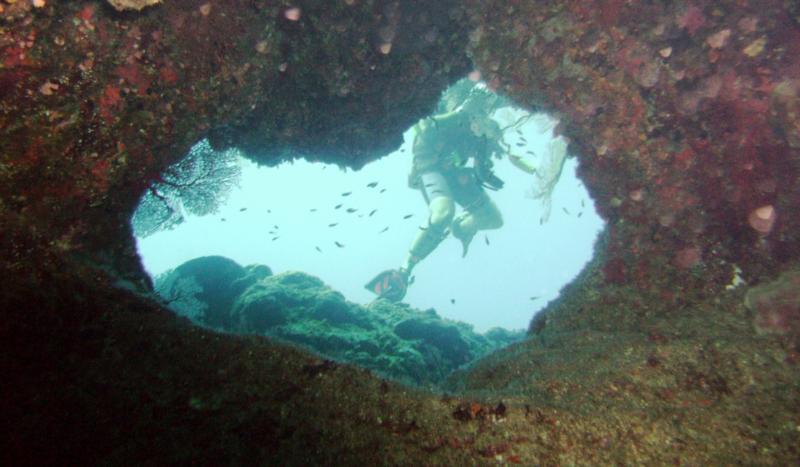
[155,256,524,387]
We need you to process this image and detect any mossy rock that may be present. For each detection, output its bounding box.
[231,285,289,333]
[155,256,271,329]
[156,257,523,386]
[394,318,472,366]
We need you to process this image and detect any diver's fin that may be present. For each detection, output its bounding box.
[450,219,475,258]
[365,269,408,302]
[460,236,472,257]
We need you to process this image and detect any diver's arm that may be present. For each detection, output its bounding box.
[508,153,537,174]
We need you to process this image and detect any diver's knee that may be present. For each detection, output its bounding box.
[484,210,503,230]
[492,214,504,229]
[429,198,455,227]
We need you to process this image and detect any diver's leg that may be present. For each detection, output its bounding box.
[455,199,503,237]
[450,170,503,256]
[401,173,455,274]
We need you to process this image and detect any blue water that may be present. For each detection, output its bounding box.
[136,109,604,332]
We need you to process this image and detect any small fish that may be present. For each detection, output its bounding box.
[369,209,377,217]
[268,230,275,234]
[515,142,525,147]
[529,296,539,301]
[578,211,583,218]
[581,199,585,208]
[450,298,456,304]
[515,129,523,135]
[519,136,527,142]
[334,241,344,248]
[400,148,406,152]
[221,218,226,222]
[346,208,357,213]
[341,191,352,197]
[403,214,413,219]
[271,236,279,241]
[267,209,271,213]
[315,246,322,253]
[239,207,247,212]
[408,275,415,285]
[379,188,387,193]
[424,183,436,188]
[379,226,389,233]
[366,182,378,188]
[562,207,570,215]
[539,218,544,225]
[484,235,490,246]
[334,204,343,209]
[328,223,338,227]
[274,224,279,229]
[526,150,536,155]
[419,226,427,231]
[310,208,317,212]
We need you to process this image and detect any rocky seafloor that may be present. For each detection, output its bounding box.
[2,0,799,464]
[155,255,524,387]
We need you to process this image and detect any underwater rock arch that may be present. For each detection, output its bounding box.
[2,0,799,464]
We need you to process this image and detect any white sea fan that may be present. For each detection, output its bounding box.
[526,137,569,223]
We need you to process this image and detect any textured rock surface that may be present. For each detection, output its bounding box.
[2,0,800,464]
[155,255,271,327]
[107,0,163,12]
[468,0,800,315]
[156,258,523,387]
[745,269,800,335]
[0,0,471,277]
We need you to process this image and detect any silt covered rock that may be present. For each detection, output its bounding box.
[106,0,163,12]
[745,269,800,335]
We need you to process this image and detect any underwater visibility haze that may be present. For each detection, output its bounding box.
[135,107,604,333]
[2,0,800,464]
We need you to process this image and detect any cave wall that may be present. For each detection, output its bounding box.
[468,0,800,319]
[0,0,471,278]
[2,0,800,464]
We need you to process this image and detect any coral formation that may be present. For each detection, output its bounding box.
[0,0,471,278]
[106,0,162,12]
[468,0,800,307]
[156,256,523,386]
[155,255,270,327]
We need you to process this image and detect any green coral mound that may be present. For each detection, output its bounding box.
[155,256,523,387]
[154,256,271,329]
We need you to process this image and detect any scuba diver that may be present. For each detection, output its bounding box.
[366,82,537,302]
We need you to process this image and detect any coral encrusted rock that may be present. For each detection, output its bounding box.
[745,269,800,335]
[107,0,163,12]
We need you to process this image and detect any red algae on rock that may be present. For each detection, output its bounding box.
[468,0,800,305]
[0,0,472,278]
